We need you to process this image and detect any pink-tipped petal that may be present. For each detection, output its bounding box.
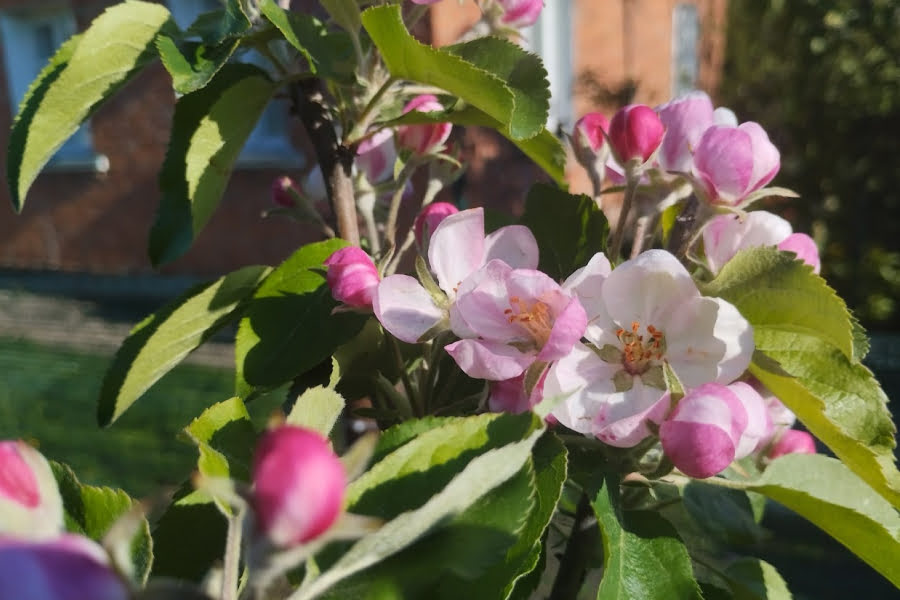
[428,208,487,297]
[768,430,817,459]
[536,295,587,362]
[728,381,772,459]
[373,275,445,343]
[702,211,793,274]
[324,247,380,309]
[693,125,755,205]
[740,122,780,192]
[778,233,821,273]
[497,0,543,27]
[396,95,452,155]
[414,202,459,249]
[0,441,64,539]
[656,91,714,172]
[573,112,610,153]
[483,225,540,270]
[445,338,534,380]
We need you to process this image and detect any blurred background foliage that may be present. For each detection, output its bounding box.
[720,0,900,330]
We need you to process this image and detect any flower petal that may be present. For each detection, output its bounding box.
[444,338,534,380]
[545,343,620,434]
[693,125,754,204]
[428,208,486,297]
[373,275,445,343]
[483,225,539,270]
[453,260,519,341]
[656,91,714,172]
[593,379,669,447]
[537,295,587,362]
[563,252,612,319]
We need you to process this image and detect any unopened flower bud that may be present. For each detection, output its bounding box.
[396,95,452,156]
[271,176,300,208]
[692,122,780,206]
[727,382,772,460]
[608,104,665,165]
[414,202,459,250]
[497,0,543,28]
[0,534,128,600]
[0,440,63,539]
[659,383,748,479]
[778,233,821,274]
[324,247,380,309]
[252,426,346,547]
[357,129,397,185]
[767,429,817,460]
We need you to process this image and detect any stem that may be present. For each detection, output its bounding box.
[630,214,652,258]
[666,194,702,260]
[608,173,639,260]
[549,493,595,600]
[384,161,419,252]
[292,79,360,245]
[222,509,245,600]
[388,335,422,418]
[346,77,398,145]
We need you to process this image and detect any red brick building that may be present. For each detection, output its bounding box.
[0,0,726,278]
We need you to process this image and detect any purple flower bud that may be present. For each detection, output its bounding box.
[693,122,780,205]
[573,113,609,154]
[497,0,543,28]
[324,247,380,309]
[252,426,347,547]
[767,429,817,459]
[0,535,128,600]
[0,441,63,538]
[608,104,665,165]
[396,95,452,156]
[778,233,821,274]
[414,202,459,250]
[656,91,714,172]
[271,176,299,208]
[659,383,748,478]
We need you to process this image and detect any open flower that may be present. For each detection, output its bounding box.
[703,211,820,274]
[693,122,780,206]
[374,208,538,343]
[445,260,587,380]
[0,440,64,539]
[545,250,754,446]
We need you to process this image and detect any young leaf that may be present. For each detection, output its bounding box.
[7,1,172,212]
[235,240,368,390]
[155,35,240,94]
[258,0,355,81]
[319,0,362,35]
[286,386,347,437]
[593,475,702,600]
[98,265,268,426]
[291,428,544,600]
[701,454,900,588]
[750,330,900,508]
[52,462,153,585]
[520,183,609,281]
[149,63,276,265]
[723,558,792,600]
[361,5,549,140]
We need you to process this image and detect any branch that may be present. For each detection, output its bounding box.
[292,78,360,246]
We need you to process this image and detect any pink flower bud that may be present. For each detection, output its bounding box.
[608,104,665,165]
[573,113,609,154]
[410,0,442,4]
[778,233,821,274]
[659,383,748,479]
[656,91,714,172]
[396,95,452,156]
[414,202,459,250]
[497,0,543,28]
[727,382,772,460]
[324,247,380,309]
[0,534,128,600]
[692,122,780,205]
[252,426,346,547]
[0,441,63,539]
[357,128,397,184]
[271,176,300,208]
[767,429,817,459]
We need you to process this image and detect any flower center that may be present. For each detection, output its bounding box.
[504,296,553,348]
[616,321,666,375]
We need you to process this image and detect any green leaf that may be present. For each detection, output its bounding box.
[592,475,701,600]
[703,454,900,588]
[184,3,251,45]
[520,183,609,281]
[286,386,346,437]
[703,246,855,361]
[682,482,763,547]
[156,34,240,94]
[235,240,368,390]
[98,265,268,426]
[52,462,153,585]
[319,0,362,35]
[361,5,549,140]
[7,1,172,212]
[293,428,544,600]
[750,330,900,507]
[259,0,355,81]
[184,397,257,484]
[723,558,793,600]
[149,63,276,265]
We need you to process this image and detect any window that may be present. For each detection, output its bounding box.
[671,3,700,96]
[523,1,575,133]
[0,8,106,171]
[169,0,302,168]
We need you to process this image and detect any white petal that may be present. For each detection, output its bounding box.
[545,343,619,434]
[428,208,486,296]
[594,379,668,447]
[563,252,612,320]
[483,225,539,270]
[373,275,445,343]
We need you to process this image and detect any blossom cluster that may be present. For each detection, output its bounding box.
[323,90,820,480]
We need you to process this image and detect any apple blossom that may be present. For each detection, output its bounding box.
[496,0,543,28]
[445,260,587,380]
[768,429,817,459]
[252,426,346,547]
[324,247,380,309]
[0,440,63,539]
[727,381,772,459]
[571,112,611,178]
[488,369,547,414]
[0,534,128,600]
[693,122,780,205]
[414,201,459,250]
[659,383,748,479]
[702,211,820,274]
[608,104,665,166]
[356,128,397,184]
[396,95,452,156]
[545,250,754,447]
[374,208,538,343]
[271,176,300,208]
